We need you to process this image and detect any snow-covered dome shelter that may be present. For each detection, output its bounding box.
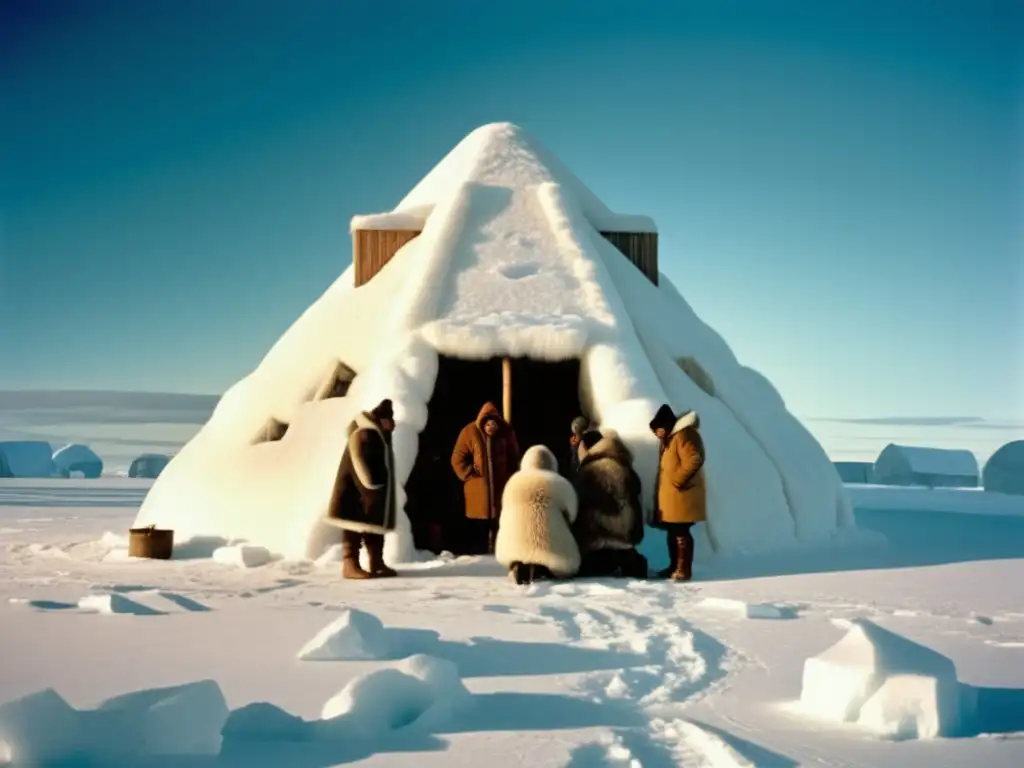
[134,122,854,564]
[0,441,56,478]
[128,453,171,479]
[871,443,979,489]
[983,440,1024,496]
[52,444,103,479]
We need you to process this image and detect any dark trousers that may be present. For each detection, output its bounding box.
[578,548,649,579]
[464,519,496,555]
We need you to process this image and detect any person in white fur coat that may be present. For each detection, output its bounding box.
[495,445,581,585]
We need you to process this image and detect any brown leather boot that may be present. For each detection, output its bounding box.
[365,533,397,578]
[657,530,678,578]
[671,533,693,582]
[341,530,371,580]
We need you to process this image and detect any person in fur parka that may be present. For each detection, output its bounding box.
[326,398,399,580]
[494,445,581,585]
[573,430,648,579]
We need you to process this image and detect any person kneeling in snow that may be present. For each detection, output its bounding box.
[326,398,399,580]
[495,445,581,585]
[573,430,648,579]
[649,405,706,582]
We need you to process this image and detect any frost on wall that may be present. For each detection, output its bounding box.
[677,357,716,398]
[253,418,289,444]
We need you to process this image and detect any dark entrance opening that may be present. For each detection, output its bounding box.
[404,355,584,555]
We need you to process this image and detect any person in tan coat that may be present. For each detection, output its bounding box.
[649,404,706,581]
[451,402,520,554]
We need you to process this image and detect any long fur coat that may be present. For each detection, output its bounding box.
[494,445,580,578]
[573,433,644,553]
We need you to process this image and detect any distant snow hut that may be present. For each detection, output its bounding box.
[0,441,56,478]
[129,453,171,479]
[983,441,1024,496]
[53,444,103,478]
[833,461,872,484]
[871,444,979,488]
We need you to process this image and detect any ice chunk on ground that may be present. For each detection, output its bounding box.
[77,593,165,615]
[698,597,797,619]
[857,673,956,740]
[93,679,228,756]
[799,618,961,737]
[297,609,389,661]
[212,543,273,568]
[314,543,343,568]
[0,681,228,762]
[0,688,81,765]
[321,654,471,734]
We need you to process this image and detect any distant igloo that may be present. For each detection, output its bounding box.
[134,122,854,564]
[0,441,55,478]
[53,444,103,479]
[129,454,171,479]
[983,441,1024,496]
[871,444,978,489]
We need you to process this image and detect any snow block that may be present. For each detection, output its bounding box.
[698,597,795,619]
[94,679,229,756]
[800,619,961,738]
[0,681,228,763]
[297,609,389,661]
[321,654,471,734]
[0,688,81,765]
[212,543,273,568]
[77,593,165,615]
[857,674,956,740]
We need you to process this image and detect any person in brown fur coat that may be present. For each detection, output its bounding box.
[451,402,520,554]
[649,404,707,581]
[326,399,399,580]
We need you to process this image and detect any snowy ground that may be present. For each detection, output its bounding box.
[1,480,1023,766]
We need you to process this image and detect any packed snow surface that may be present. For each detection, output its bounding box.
[133,122,852,565]
[2,478,1024,765]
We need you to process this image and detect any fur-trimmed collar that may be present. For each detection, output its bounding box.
[349,411,382,436]
[671,410,700,435]
[580,434,634,466]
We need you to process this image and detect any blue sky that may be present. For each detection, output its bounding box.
[1,0,1021,419]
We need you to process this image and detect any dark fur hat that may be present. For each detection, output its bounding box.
[580,429,603,451]
[371,399,394,421]
[648,404,676,433]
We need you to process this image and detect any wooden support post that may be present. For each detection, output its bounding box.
[502,357,512,424]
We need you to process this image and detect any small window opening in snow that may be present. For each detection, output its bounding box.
[253,418,289,444]
[314,361,357,400]
[353,229,421,287]
[677,357,716,398]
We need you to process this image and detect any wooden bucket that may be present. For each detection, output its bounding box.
[128,525,174,560]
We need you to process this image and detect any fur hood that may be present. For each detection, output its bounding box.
[475,401,506,430]
[578,434,633,467]
[521,444,558,473]
[495,448,580,577]
[671,410,700,435]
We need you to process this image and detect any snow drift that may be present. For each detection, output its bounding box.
[133,122,853,564]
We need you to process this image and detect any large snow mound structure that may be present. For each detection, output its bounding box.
[133,121,853,563]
